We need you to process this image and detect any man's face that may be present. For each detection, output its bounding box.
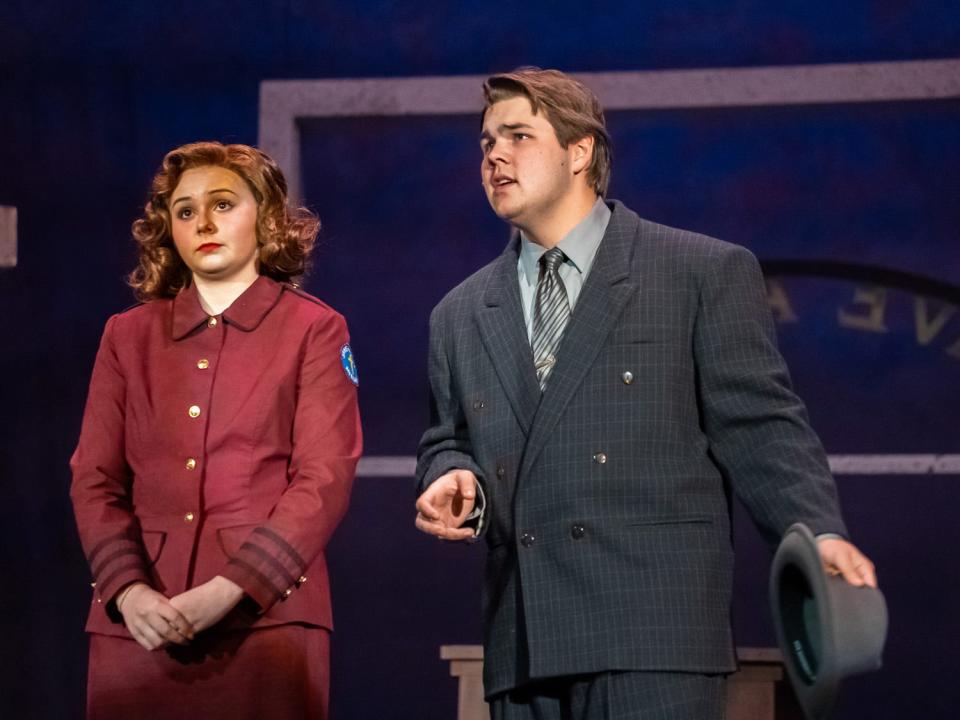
[479,95,578,229]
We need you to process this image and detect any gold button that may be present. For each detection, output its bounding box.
[622,371,634,385]
[207,316,218,327]
[297,575,307,585]
[185,458,197,470]
[90,582,97,589]
[282,588,293,599]
[197,358,210,370]
[188,405,201,418]
[184,512,195,523]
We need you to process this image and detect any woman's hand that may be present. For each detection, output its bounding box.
[117,583,195,651]
[169,576,245,634]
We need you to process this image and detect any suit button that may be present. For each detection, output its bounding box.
[188,405,201,418]
[473,400,485,410]
[185,458,197,470]
[571,524,586,539]
[593,452,607,464]
[496,465,505,477]
[520,533,535,548]
[622,371,634,384]
[183,512,195,523]
[197,358,210,370]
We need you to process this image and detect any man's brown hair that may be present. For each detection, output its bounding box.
[482,68,612,196]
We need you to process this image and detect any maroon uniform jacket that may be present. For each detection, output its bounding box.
[70,275,362,637]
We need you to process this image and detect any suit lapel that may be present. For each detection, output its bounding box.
[476,235,541,436]
[520,202,640,479]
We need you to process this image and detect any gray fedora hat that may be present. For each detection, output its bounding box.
[769,523,888,720]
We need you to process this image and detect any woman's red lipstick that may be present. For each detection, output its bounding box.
[197,243,222,253]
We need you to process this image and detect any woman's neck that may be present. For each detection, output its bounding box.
[192,272,259,316]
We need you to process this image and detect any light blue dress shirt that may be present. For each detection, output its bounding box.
[517,198,612,340]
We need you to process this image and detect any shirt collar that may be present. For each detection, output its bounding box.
[171,275,284,340]
[518,197,612,286]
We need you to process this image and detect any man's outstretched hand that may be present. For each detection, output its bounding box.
[415,469,478,541]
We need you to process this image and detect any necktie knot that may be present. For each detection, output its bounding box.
[539,247,566,275]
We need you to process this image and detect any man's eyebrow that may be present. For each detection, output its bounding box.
[499,123,534,132]
[171,188,239,207]
[479,123,535,143]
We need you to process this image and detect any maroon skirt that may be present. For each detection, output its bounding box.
[87,625,329,720]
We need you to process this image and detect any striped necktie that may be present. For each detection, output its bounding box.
[531,247,570,391]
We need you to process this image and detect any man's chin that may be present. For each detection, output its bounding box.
[490,201,523,223]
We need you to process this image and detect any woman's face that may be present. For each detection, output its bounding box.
[170,165,260,284]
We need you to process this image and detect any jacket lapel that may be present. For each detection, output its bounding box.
[519,202,640,479]
[476,235,541,436]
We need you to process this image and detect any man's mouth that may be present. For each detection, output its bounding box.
[492,177,515,187]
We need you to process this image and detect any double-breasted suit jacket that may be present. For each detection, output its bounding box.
[71,275,362,636]
[416,201,846,697]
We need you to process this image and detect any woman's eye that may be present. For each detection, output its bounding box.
[177,208,193,219]
[215,200,233,211]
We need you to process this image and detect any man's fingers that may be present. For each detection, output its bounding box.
[415,512,447,537]
[415,512,474,540]
[848,554,877,589]
[835,559,866,587]
[455,472,476,500]
[439,526,476,541]
[820,541,878,589]
[415,496,441,521]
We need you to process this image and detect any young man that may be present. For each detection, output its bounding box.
[414,68,876,719]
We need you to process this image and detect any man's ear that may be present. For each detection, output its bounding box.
[569,135,595,176]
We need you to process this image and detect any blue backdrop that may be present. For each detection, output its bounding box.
[1,2,957,718]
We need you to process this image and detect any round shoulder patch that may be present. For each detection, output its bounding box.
[340,344,359,386]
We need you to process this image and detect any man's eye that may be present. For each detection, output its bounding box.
[514,133,530,141]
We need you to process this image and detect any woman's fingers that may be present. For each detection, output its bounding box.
[156,603,195,642]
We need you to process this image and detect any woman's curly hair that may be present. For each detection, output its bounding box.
[129,141,319,300]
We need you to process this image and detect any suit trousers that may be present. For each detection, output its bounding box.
[489,671,727,720]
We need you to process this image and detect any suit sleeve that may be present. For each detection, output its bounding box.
[70,314,153,619]
[219,312,362,611]
[415,303,486,500]
[693,244,847,544]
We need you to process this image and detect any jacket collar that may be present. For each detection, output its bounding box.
[171,275,284,340]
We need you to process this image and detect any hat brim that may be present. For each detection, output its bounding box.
[770,523,841,720]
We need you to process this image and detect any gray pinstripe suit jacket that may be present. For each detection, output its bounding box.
[416,200,846,697]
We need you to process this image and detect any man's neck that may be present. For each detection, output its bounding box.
[517,191,599,248]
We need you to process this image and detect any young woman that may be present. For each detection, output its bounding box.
[70,141,362,719]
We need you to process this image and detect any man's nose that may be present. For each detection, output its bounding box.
[486,143,508,166]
